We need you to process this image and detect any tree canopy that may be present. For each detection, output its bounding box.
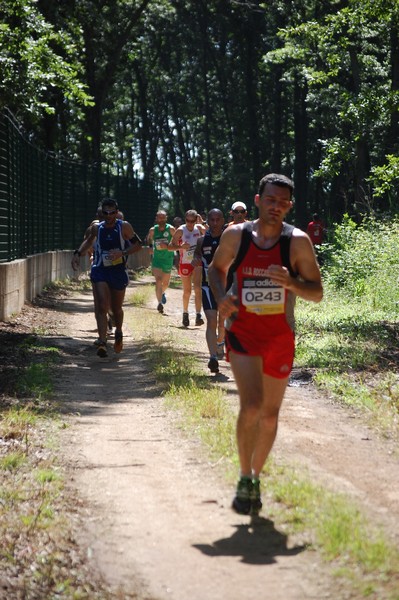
[1,0,398,223]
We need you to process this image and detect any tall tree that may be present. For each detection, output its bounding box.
[0,0,91,138]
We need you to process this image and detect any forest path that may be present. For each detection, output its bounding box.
[51,275,398,600]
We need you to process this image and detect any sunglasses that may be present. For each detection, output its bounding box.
[102,209,117,215]
[185,219,197,223]
[232,209,246,214]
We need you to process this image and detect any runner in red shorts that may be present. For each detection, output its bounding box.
[208,173,323,516]
[168,210,206,327]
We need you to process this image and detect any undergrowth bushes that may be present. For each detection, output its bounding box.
[320,215,399,314]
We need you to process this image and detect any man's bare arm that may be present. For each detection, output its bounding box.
[266,230,323,303]
[192,236,204,267]
[71,223,98,270]
[146,227,154,246]
[168,228,184,251]
[208,228,241,318]
[122,222,143,255]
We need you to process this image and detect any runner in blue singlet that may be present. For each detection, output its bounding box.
[71,198,142,358]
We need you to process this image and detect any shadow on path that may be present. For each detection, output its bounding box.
[193,516,305,565]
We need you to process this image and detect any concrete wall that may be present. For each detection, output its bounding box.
[0,247,151,321]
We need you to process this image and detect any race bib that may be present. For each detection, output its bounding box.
[241,277,285,315]
[155,236,169,249]
[202,245,213,256]
[102,250,123,267]
[185,246,196,261]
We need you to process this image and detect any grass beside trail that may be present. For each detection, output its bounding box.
[307,216,399,436]
[295,288,398,436]
[126,284,399,600]
[0,278,135,600]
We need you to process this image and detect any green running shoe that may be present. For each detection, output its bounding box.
[250,478,262,515]
[232,477,252,515]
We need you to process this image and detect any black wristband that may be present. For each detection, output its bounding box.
[74,250,81,257]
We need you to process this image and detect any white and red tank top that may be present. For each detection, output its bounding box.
[179,224,203,264]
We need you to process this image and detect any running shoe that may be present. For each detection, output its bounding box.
[195,313,204,326]
[216,342,225,359]
[114,330,123,353]
[250,478,262,515]
[157,303,164,313]
[93,338,102,346]
[96,342,108,358]
[161,293,167,304]
[232,477,252,515]
[208,357,219,373]
[182,312,189,327]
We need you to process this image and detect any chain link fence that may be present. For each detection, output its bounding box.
[0,109,159,263]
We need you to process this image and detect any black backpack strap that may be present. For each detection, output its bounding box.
[226,221,297,290]
[226,222,253,291]
[280,222,297,278]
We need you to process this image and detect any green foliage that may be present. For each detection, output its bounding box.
[3,0,399,215]
[0,0,92,122]
[128,284,153,307]
[295,215,398,431]
[321,215,399,313]
[0,452,26,471]
[6,337,61,405]
[369,154,399,202]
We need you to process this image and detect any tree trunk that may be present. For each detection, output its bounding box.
[293,74,308,228]
[386,17,399,154]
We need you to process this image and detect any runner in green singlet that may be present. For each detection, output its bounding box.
[146,211,176,313]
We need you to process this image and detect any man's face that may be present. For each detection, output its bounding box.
[156,212,167,225]
[207,212,224,234]
[102,205,118,225]
[185,215,197,231]
[173,217,183,228]
[231,206,247,223]
[255,183,292,223]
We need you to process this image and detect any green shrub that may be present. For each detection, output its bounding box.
[322,215,399,314]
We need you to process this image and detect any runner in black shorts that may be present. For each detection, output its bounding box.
[192,209,225,373]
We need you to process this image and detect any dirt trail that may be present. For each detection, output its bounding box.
[51,275,399,600]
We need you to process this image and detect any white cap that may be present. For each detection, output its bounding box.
[231,201,247,211]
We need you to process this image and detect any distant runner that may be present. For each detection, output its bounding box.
[146,211,175,313]
[168,210,206,327]
[192,208,226,373]
[71,198,142,358]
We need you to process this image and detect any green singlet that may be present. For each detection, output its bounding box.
[152,224,174,272]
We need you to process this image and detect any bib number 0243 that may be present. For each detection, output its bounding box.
[241,279,285,315]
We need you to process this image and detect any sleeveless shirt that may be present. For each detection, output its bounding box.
[92,220,127,269]
[179,224,203,264]
[153,224,174,267]
[153,223,173,250]
[201,230,222,286]
[227,223,297,335]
